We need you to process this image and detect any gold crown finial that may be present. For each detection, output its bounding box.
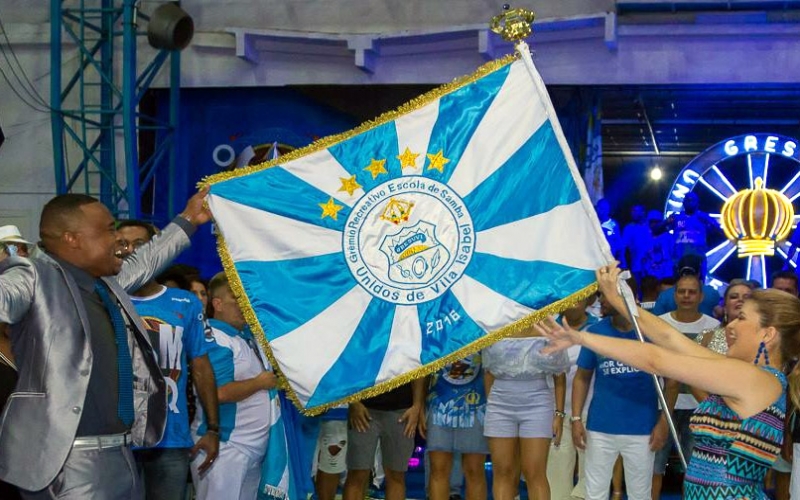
[490,5,535,43]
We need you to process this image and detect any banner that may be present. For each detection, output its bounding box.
[205,51,611,414]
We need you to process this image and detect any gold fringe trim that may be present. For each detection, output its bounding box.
[198,52,519,189]
[205,49,598,416]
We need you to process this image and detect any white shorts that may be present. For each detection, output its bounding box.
[316,420,348,475]
[191,442,264,500]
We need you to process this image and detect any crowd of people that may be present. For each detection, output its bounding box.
[1,189,800,500]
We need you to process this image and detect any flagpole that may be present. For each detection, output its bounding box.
[490,5,687,471]
[617,272,688,471]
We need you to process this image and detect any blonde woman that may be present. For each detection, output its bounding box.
[537,263,800,500]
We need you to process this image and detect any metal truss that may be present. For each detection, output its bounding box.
[50,0,180,219]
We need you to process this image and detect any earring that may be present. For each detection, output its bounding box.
[754,341,770,366]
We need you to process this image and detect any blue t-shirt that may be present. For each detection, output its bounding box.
[642,232,675,280]
[427,352,486,428]
[672,212,716,258]
[577,318,658,435]
[131,286,211,448]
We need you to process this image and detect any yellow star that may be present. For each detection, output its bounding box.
[426,150,450,173]
[338,175,362,196]
[319,197,344,221]
[363,158,388,179]
[396,147,420,170]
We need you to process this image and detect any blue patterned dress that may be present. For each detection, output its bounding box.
[685,367,786,500]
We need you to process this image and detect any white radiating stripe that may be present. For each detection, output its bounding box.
[448,62,548,198]
[375,305,423,382]
[450,274,534,333]
[476,201,605,270]
[270,285,373,406]
[280,148,364,206]
[208,195,342,262]
[394,101,439,175]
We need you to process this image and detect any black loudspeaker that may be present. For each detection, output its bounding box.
[147,3,194,51]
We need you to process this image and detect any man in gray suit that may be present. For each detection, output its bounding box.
[0,189,212,499]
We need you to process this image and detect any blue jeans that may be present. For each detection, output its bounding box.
[654,410,695,474]
[135,447,190,500]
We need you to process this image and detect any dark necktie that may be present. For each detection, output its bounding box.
[94,281,135,426]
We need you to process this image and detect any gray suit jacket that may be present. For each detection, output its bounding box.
[0,221,191,491]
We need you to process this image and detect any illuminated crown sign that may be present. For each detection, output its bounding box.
[720,177,795,257]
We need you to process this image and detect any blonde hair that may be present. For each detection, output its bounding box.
[208,271,230,300]
[748,289,800,409]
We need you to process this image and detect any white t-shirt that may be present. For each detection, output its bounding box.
[658,312,720,410]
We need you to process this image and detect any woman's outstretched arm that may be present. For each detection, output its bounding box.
[536,317,781,419]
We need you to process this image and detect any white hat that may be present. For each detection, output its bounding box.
[0,225,32,246]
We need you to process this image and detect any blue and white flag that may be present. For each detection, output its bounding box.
[206,50,611,414]
[258,389,295,500]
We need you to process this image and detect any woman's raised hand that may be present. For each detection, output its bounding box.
[536,316,585,355]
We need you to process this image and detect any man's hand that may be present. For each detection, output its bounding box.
[349,401,371,433]
[399,404,422,439]
[191,432,220,474]
[256,371,278,390]
[571,420,587,450]
[416,405,427,440]
[179,186,212,226]
[650,416,668,451]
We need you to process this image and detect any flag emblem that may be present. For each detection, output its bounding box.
[347,177,474,305]
[379,220,452,289]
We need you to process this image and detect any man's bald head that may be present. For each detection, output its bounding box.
[39,194,99,247]
[39,194,124,277]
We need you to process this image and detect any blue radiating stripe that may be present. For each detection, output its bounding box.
[466,252,596,310]
[327,121,401,192]
[234,253,357,341]
[210,167,350,231]
[463,122,581,232]
[416,290,485,365]
[423,64,512,184]
[305,298,397,408]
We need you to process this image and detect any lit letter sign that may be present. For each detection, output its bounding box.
[721,134,800,161]
[667,133,800,218]
[744,135,758,152]
[666,169,700,211]
[765,136,778,153]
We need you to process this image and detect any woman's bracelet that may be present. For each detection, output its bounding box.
[554,410,566,418]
